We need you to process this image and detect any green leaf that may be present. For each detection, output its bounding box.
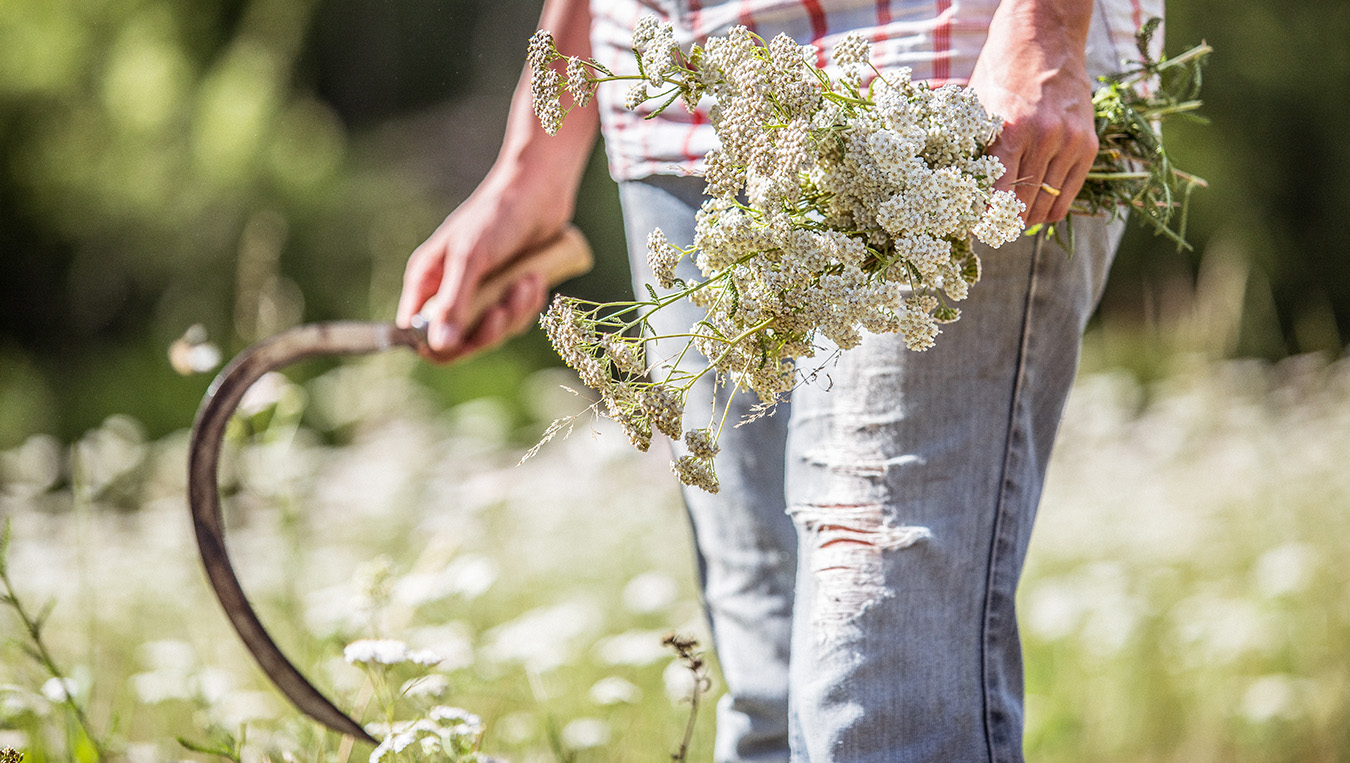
[0,519,10,576]
[1136,17,1162,61]
[177,736,242,763]
[33,599,56,632]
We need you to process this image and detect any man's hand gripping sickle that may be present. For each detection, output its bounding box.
[396,0,599,364]
[187,227,589,744]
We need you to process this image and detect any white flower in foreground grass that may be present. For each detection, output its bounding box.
[560,717,610,749]
[368,710,485,763]
[345,639,443,668]
[622,571,679,613]
[662,659,700,703]
[41,677,78,703]
[401,674,451,699]
[589,675,643,705]
[595,629,674,666]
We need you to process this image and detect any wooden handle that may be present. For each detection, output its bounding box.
[463,224,593,325]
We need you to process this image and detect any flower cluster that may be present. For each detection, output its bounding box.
[343,636,485,762]
[529,18,1204,493]
[530,22,1023,492]
[366,707,485,763]
[527,29,610,135]
[345,638,444,668]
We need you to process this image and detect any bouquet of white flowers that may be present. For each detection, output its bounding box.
[526,17,1207,493]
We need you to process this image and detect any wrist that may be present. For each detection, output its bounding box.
[986,0,1093,69]
[483,149,578,229]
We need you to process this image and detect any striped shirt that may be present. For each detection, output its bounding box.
[588,0,1163,180]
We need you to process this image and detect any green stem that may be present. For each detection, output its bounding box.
[0,554,104,760]
[1137,100,1205,119]
[682,318,776,389]
[661,288,729,387]
[1086,171,1150,180]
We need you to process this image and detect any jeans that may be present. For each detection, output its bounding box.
[620,174,1122,762]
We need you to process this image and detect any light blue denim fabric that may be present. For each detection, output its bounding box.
[622,174,800,763]
[613,11,1133,757]
[620,174,1122,762]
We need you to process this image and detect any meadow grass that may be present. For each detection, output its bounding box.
[1,349,1347,761]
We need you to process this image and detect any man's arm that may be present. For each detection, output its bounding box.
[396,0,599,362]
[968,0,1097,226]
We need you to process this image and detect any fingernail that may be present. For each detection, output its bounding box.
[431,322,459,350]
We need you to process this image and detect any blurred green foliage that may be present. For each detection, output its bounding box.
[1100,0,1350,363]
[0,0,1347,447]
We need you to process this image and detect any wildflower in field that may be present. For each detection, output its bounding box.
[344,639,443,668]
[560,717,610,749]
[589,675,643,705]
[40,677,78,703]
[368,709,485,763]
[401,673,451,699]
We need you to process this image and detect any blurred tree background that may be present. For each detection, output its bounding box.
[0,0,1346,448]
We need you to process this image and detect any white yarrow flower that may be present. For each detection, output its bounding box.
[521,20,1046,492]
[344,639,440,667]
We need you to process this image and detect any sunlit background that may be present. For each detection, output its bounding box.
[1,0,1347,760]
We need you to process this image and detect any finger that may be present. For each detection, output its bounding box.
[423,247,487,354]
[460,273,547,357]
[396,247,443,327]
[1026,158,1070,226]
[1048,153,1093,223]
[992,153,1042,229]
[503,272,548,337]
[991,146,1021,197]
[996,125,1053,214]
[457,303,512,359]
[416,298,502,366]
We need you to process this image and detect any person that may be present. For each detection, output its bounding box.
[396,1,1162,760]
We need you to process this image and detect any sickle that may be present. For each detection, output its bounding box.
[189,321,414,744]
[186,227,592,744]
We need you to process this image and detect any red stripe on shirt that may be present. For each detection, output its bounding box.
[875,0,892,33]
[933,0,952,81]
[738,0,756,29]
[799,0,829,67]
[803,0,829,40]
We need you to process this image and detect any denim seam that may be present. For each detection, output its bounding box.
[980,233,1044,763]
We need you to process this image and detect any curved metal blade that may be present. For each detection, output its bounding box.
[188,321,422,745]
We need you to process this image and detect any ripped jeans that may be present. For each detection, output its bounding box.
[619,174,1122,762]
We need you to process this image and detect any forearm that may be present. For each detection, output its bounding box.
[985,0,1093,65]
[396,0,600,357]
[979,0,1094,103]
[485,0,599,226]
